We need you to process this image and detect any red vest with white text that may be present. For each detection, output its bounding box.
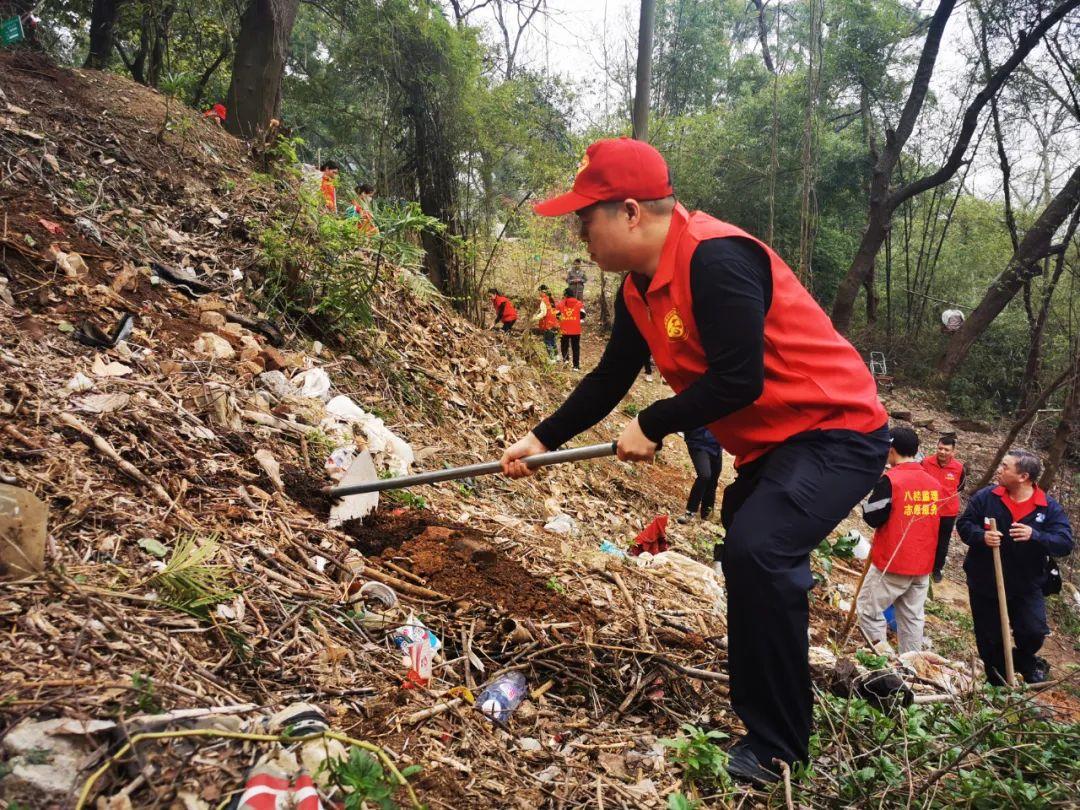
[871,462,942,576]
[622,204,887,466]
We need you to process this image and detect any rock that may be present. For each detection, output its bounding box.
[194,332,236,360]
[238,360,265,376]
[220,322,244,337]
[889,410,912,421]
[196,295,227,313]
[259,347,288,372]
[517,737,543,752]
[258,370,294,402]
[913,418,935,429]
[953,418,993,434]
[0,718,97,801]
[240,346,263,363]
[199,310,227,328]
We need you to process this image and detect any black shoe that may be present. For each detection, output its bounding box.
[726,740,781,786]
[931,571,943,584]
[676,511,694,525]
[1024,656,1051,684]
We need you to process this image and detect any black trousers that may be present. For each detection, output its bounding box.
[720,426,889,766]
[968,585,1048,685]
[932,516,957,575]
[686,449,722,516]
[501,320,515,332]
[560,334,580,368]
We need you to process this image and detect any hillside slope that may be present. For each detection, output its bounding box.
[2,51,1078,809]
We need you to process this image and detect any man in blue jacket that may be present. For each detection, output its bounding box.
[957,449,1073,685]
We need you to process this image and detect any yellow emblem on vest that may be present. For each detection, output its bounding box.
[664,308,686,341]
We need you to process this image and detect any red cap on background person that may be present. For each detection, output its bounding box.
[533,136,674,217]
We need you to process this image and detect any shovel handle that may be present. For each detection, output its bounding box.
[988,518,1015,686]
[326,441,618,497]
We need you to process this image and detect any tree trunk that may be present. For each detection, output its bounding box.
[225,0,301,139]
[831,0,1080,333]
[973,362,1076,491]
[85,0,124,69]
[192,40,231,108]
[938,165,1080,376]
[146,3,176,88]
[632,0,656,141]
[1016,206,1080,411]
[749,0,775,74]
[1041,340,1080,490]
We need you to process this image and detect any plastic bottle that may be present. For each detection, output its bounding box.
[476,672,528,723]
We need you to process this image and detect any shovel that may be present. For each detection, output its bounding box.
[326,442,617,526]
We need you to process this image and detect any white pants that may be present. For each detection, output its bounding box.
[856,565,929,654]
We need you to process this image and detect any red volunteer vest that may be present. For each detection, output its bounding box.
[622,204,887,466]
[492,294,517,322]
[320,174,337,212]
[920,456,964,517]
[871,462,942,576]
[539,293,559,330]
[557,297,583,335]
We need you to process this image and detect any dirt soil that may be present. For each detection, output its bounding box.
[390,525,594,622]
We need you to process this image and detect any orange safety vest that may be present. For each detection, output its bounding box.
[622,203,887,467]
[920,456,964,517]
[491,294,518,323]
[557,297,583,335]
[539,293,559,331]
[871,462,942,576]
[320,174,337,212]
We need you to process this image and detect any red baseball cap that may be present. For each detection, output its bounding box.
[533,136,673,217]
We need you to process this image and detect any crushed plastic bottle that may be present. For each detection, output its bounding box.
[476,672,528,723]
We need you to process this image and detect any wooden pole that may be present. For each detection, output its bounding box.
[839,554,874,645]
[988,518,1015,686]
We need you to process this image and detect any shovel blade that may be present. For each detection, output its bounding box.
[329,450,379,527]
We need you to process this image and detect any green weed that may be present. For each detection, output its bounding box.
[660,723,732,788]
[324,746,422,810]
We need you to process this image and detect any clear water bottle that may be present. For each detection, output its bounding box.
[476,672,528,723]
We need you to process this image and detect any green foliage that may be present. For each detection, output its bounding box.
[660,724,732,788]
[545,576,566,594]
[666,792,700,810]
[855,649,890,670]
[384,489,427,510]
[325,747,421,810]
[147,534,232,618]
[131,672,162,714]
[622,403,641,418]
[803,690,1080,806]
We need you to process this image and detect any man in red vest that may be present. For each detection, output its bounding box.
[857,427,941,653]
[500,137,888,783]
[487,288,518,332]
[920,433,966,582]
[556,287,585,370]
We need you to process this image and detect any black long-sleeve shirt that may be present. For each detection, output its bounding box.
[532,237,772,450]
